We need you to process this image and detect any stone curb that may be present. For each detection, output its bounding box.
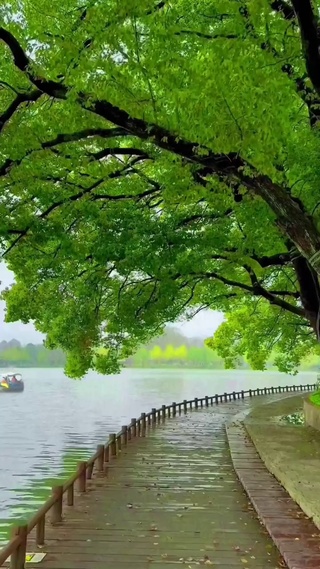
[227,421,320,569]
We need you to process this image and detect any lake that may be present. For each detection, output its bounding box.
[0,367,316,540]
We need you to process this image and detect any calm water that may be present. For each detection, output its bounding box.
[0,367,315,538]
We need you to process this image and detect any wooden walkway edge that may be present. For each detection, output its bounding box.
[228,421,320,569]
[0,382,317,569]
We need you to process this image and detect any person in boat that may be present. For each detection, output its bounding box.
[10,375,18,383]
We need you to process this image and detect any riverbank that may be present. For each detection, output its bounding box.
[244,394,320,529]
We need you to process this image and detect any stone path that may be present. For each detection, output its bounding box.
[25,397,285,568]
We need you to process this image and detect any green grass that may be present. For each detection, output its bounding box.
[310,392,320,406]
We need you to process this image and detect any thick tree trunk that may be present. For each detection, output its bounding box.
[242,173,320,274]
[293,256,320,337]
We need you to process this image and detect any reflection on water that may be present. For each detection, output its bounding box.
[0,367,315,541]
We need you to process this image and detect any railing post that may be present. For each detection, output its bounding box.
[121,426,128,446]
[200,398,204,408]
[257,388,260,396]
[241,390,244,399]
[36,516,45,546]
[51,485,63,524]
[109,433,117,457]
[178,402,182,415]
[172,402,177,416]
[78,461,87,492]
[104,443,110,464]
[141,413,146,436]
[249,389,252,397]
[195,397,199,409]
[97,444,104,471]
[183,400,187,413]
[205,396,209,407]
[232,391,236,400]
[224,393,228,402]
[67,483,74,506]
[162,405,166,421]
[10,525,27,569]
[117,433,122,452]
[215,394,219,404]
[152,408,157,424]
[168,405,171,418]
[157,409,161,423]
[131,418,137,437]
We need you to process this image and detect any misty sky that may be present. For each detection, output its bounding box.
[0,263,224,344]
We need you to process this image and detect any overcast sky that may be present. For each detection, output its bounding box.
[0,264,224,344]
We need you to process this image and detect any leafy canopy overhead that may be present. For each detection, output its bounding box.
[1,0,320,376]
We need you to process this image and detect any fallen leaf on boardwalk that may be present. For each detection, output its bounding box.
[234,546,240,551]
[127,503,133,508]
[161,554,168,558]
[204,560,213,565]
[150,524,158,531]
[177,514,183,518]
[241,559,248,564]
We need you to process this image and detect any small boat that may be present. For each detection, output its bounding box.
[0,373,24,392]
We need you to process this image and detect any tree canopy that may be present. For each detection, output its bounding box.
[1,0,320,376]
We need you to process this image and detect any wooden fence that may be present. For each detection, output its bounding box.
[0,381,316,569]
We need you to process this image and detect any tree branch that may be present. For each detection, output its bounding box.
[252,252,293,267]
[177,208,233,227]
[0,89,41,134]
[0,128,129,178]
[4,164,163,256]
[176,30,237,40]
[200,271,305,317]
[291,0,320,95]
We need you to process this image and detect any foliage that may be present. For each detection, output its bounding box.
[281,411,305,425]
[309,392,320,407]
[2,1,320,376]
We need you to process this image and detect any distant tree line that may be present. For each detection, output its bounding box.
[125,327,247,369]
[126,344,231,369]
[1,329,317,371]
[0,339,66,368]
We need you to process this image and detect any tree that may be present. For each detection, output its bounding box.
[149,346,164,362]
[2,1,320,376]
[131,347,150,367]
[174,345,188,361]
[163,345,178,361]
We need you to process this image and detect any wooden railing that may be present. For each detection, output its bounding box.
[0,381,316,569]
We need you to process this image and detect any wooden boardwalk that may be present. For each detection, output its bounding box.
[24,397,285,568]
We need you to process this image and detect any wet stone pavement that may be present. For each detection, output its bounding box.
[26,396,289,569]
